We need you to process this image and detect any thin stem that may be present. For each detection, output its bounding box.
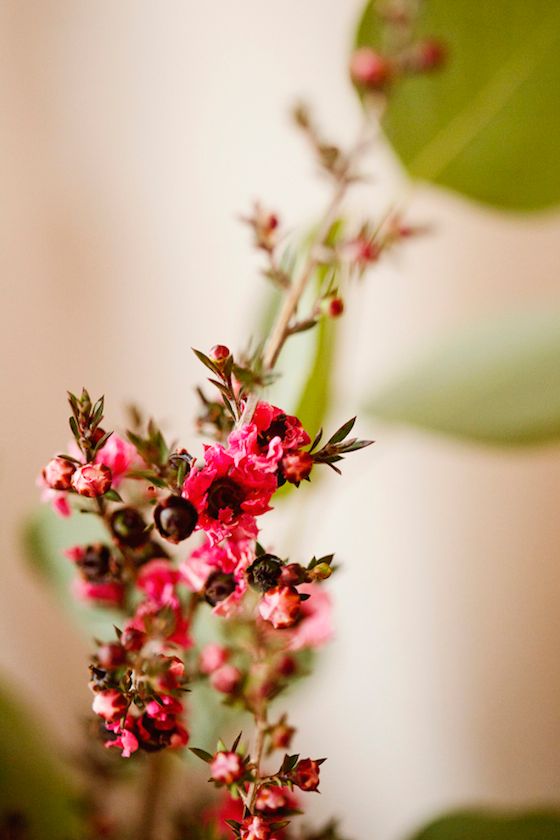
[135,752,167,840]
[237,120,373,429]
[247,707,269,813]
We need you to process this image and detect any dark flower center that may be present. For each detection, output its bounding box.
[257,414,287,450]
[79,544,112,581]
[204,571,237,606]
[206,477,244,519]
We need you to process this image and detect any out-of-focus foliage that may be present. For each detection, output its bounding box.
[367,309,560,445]
[355,0,560,211]
[24,506,118,638]
[0,687,83,839]
[410,810,560,839]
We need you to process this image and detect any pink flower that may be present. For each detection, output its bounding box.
[105,726,139,758]
[288,584,333,651]
[210,664,242,695]
[251,402,311,453]
[92,690,128,722]
[290,758,322,792]
[73,578,124,607]
[95,434,139,487]
[124,601,192,649]
[199,643,229,675]
[144,694,184,725]
[255,786,297,813]
[210,751,244,786]
[71,463,112,498]
[182,442,277,543]
[37,473,72,517]
[349,47,391,89]
[42,457,76,490]
[258,586,301,630]
[136,559,180,607]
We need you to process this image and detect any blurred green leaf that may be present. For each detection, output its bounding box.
[294,312,337,438]
[355,1,560,211]
[367,309,560,445]
[410,810,560,840]
[23,506,122,639]
[0,685,83,838]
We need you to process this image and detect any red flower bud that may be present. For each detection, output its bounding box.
[42,457,76,490]
[281,451,313,486]
[211,344,231,362]
[269,719,296,751]
[71,463,112,497]
[327,297,344,318]
[154,495,198,544]
[291,757,322,792]
[96,643,126,670]
[210,750,244,785]
[92,689,128,723]
[240,816,272,840]
[350,47,392,89]
[210,663,242,695]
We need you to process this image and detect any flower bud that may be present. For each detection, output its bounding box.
[327,297,344,318]
[276,654,297,677]
[210,663,242,695]
[246,554,283,592]
[281,451,313,486]
[350,47,392,89]
[279,563,307,587]
[71,463,112,497]
[210,344,231,362]
[255,785,288,813]
[309,562,332,581]
[269,719,295,751]
[240,816,272,840]
[203,571,236,606]
[259,585,301,630]
[210,750,245,785]
[42,457,76,490]
[110,507,149,548]
[92,689,128,723]
[290,757,322,792]
[96,643,126,670]
[199,643,229,675]
[76,543,112,581]
[154,496,198,543]
[121,627,145,652]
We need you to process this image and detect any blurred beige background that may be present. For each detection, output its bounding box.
[1,2,560,839]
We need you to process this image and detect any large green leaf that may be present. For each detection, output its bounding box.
[355,1,560,211]
[367,309,560,445]
[0,686,83,838]
[411,810,560,840]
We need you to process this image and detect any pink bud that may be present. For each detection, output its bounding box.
[327,297,344,318]
[350,47,391,89]
[71,463,112,498]
[199,643,229,674]
[211,344,231,361]
[240,816,272,840]
[259,585,301,630]
[210,750,244,785]
[42,457,76,491]
[291,757,322,792]
[96,643,126,669]
[210,663,242,694]
[415,38,446,72]
[92,689,128,722]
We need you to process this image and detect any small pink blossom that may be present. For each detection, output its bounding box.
[288,584,333,651]
[105,725,139,758]
[37,473,72,517]
[136,559,180,607]
[71,463,112,498]
[281,451,313,485]
[42,457,76,490]
[95,434,139,487]
[124,601,192,649]
[73,578,124,607]
[210,664,242,694]
[199,643,229,674]
[210,751,244,786]
[258,586,301,630]
[92,690,128,722]
[240,815,273,840]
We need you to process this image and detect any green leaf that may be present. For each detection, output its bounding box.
[367,309,560,445]
[355,1,560,211]
[410,810,560,840]
[0,685,83,838]
[294,312,337,439]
